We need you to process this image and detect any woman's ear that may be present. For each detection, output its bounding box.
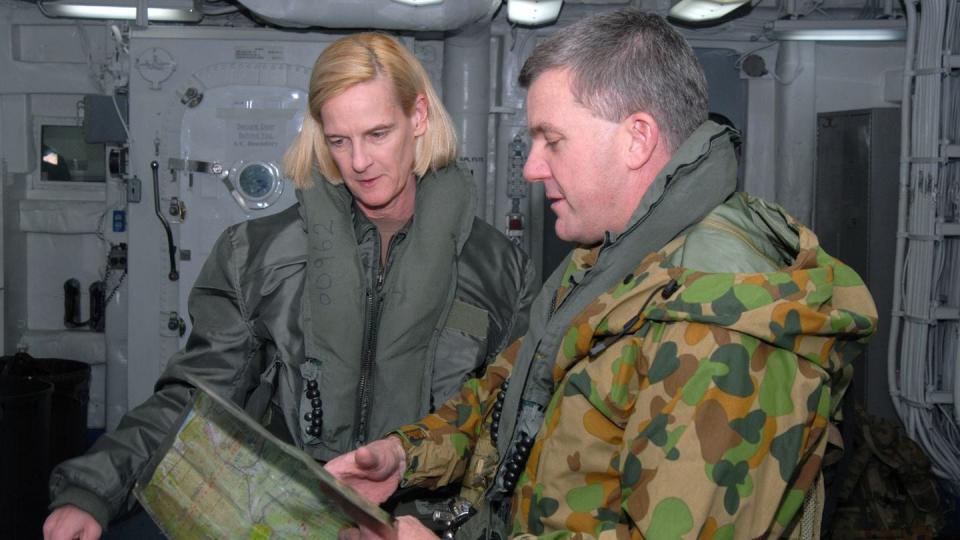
[412,94,428,137]
[623,112,661,170]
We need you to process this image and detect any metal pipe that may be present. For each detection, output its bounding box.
[443,23,492,218]
[773,40,816,223]
[104,265,128,429]
[135,0,147,27]
[233,0,499,31]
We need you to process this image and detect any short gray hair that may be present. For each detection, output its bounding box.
[519,9,708,151]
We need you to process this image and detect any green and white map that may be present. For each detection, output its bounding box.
[135,376,394,539]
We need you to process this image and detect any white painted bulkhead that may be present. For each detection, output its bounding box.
[0,0,907,441]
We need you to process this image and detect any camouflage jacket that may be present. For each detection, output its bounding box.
[395,134,877,539]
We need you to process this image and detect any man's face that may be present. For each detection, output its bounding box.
[321,77,426,220]
[523,69,634,244]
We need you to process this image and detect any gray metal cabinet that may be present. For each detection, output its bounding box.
[814,107,900,422]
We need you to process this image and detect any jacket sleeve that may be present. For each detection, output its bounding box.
[394,235,536,487]
[47,226,265,529]
[509,321,830,539]
[394,337,522,490]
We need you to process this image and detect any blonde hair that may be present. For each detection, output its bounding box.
[284,33,457,188]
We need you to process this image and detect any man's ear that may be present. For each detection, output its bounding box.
[412,94,428,137]
[623,112,661,170]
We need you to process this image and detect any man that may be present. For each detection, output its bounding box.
[327,10,877,539]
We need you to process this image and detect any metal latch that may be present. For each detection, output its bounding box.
[167,312,186,337]
[169,196,186,220]
[432,497,476,540]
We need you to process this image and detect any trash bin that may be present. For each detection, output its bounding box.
[0,352,91,468]
[0,375,53,539]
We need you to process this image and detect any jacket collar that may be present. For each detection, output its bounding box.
[295,166,477,254]
[606,120,740,246]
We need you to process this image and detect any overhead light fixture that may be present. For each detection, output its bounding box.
[668,0,749,22]
[507,0,563,26]
[767,19,906,41]
[37,0,202,22]
[390,0,444,5]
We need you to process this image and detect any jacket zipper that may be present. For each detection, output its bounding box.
[354,284,382,446]
[353,232,401,447]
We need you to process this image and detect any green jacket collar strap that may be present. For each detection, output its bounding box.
[493,121,739,462]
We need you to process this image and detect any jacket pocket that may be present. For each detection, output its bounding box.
[433,299,490,408]
[244,352,282,424]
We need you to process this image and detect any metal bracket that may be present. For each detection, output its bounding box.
[127,176,142,203]
[169,156,247,209]
[168,158,226,177]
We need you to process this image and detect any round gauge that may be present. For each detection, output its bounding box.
[229,161,285,210]
[238,163,275,199]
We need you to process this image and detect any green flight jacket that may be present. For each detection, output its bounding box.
[48,167,537,529]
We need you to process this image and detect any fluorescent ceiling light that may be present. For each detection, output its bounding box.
[39,0,202,22]
[768,19,906,41]
[507,0,563,26]
[669,0,749,22]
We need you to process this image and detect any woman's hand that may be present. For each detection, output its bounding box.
[43,505,102,540]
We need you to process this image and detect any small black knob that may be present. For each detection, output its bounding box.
[661,280,680,299]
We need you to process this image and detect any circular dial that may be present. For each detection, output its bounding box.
[229,161,286,210]
[238,163,275,199]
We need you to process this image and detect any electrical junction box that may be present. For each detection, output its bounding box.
[83,94,129,144]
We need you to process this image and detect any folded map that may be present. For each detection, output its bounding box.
[135,375,395,539]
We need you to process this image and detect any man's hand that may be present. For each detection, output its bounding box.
[325,436,405,505]
[43,505,102,540]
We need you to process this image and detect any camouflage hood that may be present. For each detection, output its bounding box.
[578,193,878,385]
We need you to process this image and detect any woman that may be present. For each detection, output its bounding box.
[44,33,535,540]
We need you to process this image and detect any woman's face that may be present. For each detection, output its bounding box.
[320,77,427,221]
